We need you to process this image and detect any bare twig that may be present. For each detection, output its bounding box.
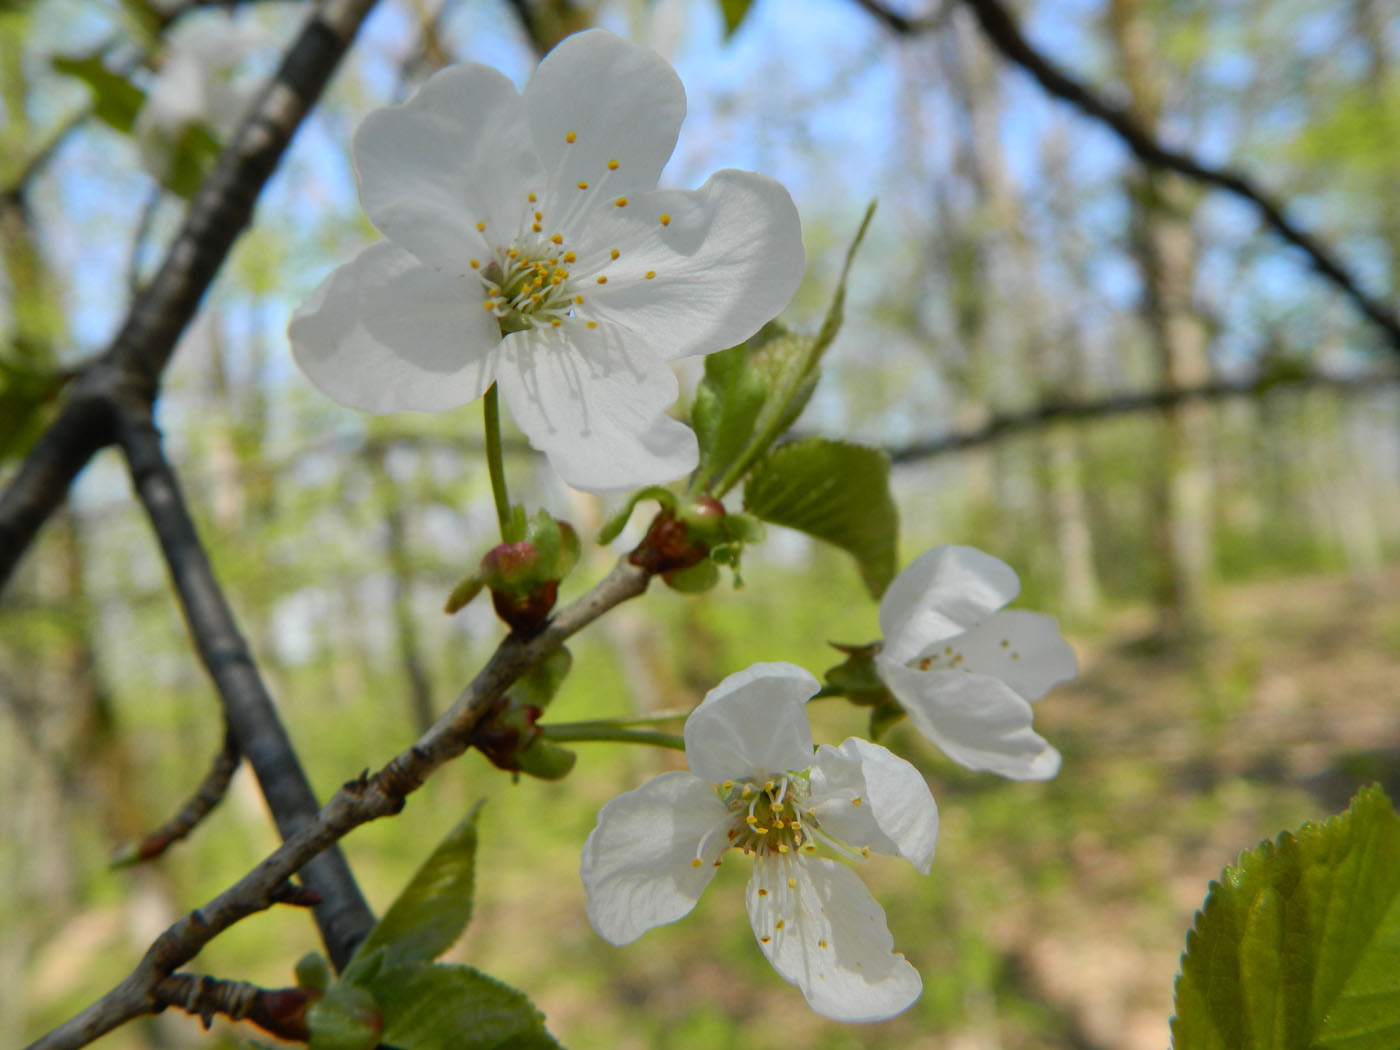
[0,0,382,594]
[884,370,1400,464]
[850,0,951,34]
[152,973,314,1042]
[111,725,240,867]
[26,555,653,1050]
[117,411,375,968]
[937,0,1400,352]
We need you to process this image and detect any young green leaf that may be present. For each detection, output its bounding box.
[743,437,898,597]
[352,802,485,968]
[1172,784,1400,1050]
[51,53,146,134]
[595,485,676,545]
[691,339,769,491]
[370,962,561,1050]
[717,0,754,37]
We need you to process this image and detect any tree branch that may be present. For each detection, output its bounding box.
[884,370,1400,464]
[850,0,951,34]
[26,556,653,1050]
[946,0,1400,352]
[117,411,376,969]
[0,0,381,595]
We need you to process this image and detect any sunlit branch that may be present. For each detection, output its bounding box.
[0,0,382,595]
[25,554,653,1050]
[884,371,1400,464]
[117,411,376,967]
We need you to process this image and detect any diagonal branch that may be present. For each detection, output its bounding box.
[26,555,654,1050]
[933,0,1400,352]
[117,411,375,969]
[0,0,381,594]
[884,370,1400,464]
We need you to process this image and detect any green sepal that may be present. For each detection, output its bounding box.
[522,510,580,582]
[444,574,484,614]
[596,485,676,544]
[512,737,577,780]
[295,951,333,993]
[743,437,898,597]
[506,647,572,713]
[505,503,529,544]
[51,52,146,134]
[1172,784,1400,1050]
[351,801,485,969]
[823,642,885,702]
[868,700,905,740]
[664,559,721,593]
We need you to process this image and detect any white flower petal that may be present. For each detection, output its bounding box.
[747,855,921,1022]
[942,609,1077,701]
[810,739,939,874]
[494,325,696,491]
[580,771,729,946]
[354,63,541,269]
[289,241,501,414]
[683,662,818,784]
[879,546,1021,666]
[525,30,685,209]
[578,171,804,361]
[878,658,1061,781]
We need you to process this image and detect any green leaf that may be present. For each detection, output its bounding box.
[716,0,753,37]
[370,962,561,1050]
[163,120,221,199]
[744,437,898,597]
[702,202,876,495]
[353,802,485,968]
[51,53,145,134]
[307,980,382,1050]
[1172,784,1400,1050]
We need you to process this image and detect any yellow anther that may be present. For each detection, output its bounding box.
[532,223,542,233]
[818,939,828,949]
[919,657,933,670]
[789,820,802,829]
[645,270,656,280]
[764,780,775,792]
[787,877,797,889]
[607,158,619,170]
[610,248,620,260]
[550,318,562,327]
[577,181,589,190]
[563,251,577,263]
[1001,639,1010,648]
[481,301,495,311]
[757,888,768,897]
[507,249,518,259]
[775,920,784,930]
[528,191,537,202]
[756,826,769,835]
[550,234,563,245]
[746,814,759,825]
[475,221,486,232]
[534,211,543,221]
[722,780,734,789]
[741,785,753,798]
[777,844,790,854]
[574,295,585,304]
[945,646,953,655]
[585,321,597,329]
[760,935,771,944]
[615,197,628,207]
[860,847,871,857]
[851,797,863,806]
[565,131,577,143]
[1012,652,1021,660]
[596,275,608,284]
[659,212,671,226]
[469,259,480,269]
[691,858,703,868]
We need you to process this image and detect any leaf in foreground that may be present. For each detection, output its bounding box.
[1171,784,1400,1050]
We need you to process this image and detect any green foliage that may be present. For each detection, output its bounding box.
[309,802,563,1049]
[1172,784,1400,1050]
[715,0,753,38]
[50,52,144,134]
[354,801,485,968]
[596,485,676,544]
[744,437,898,597]
[0,353,65,464]
[690,201,875,496]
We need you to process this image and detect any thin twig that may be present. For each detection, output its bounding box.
[117,411,375,969]
[943,0,1400,352]
[0,0,382,594]
[850,0,952,35]
[153,973,314,1042]
[111,725,240,867]
[884,370,1400,464]
[26,555,653,1050]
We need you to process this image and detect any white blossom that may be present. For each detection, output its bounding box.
[876,545,1077,780]
[290,29,803,492]
[581,662,938,1022]
[135,16,265,182]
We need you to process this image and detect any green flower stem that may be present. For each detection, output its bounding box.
[482,383,512,540]
[540,724,685,751]
[553,710,690,728]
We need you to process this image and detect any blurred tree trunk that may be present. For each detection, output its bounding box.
[1107,0,1213,639]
